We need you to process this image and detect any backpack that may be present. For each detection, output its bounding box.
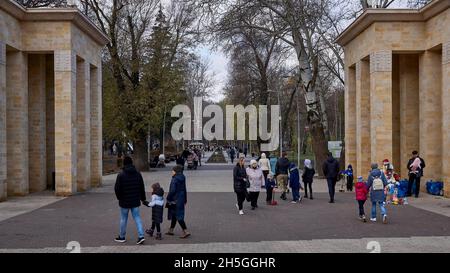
[372,174,384,191]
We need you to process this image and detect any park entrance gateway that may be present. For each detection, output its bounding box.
[0,0,109,201]
[336,0,450,197]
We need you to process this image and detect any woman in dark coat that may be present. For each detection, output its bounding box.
[233,156,248,215]
[166,165,190,238]
[302,159,316,199]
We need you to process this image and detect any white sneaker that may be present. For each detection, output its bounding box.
[239,210,244,215]
[291,201,298,204]
[370,218,377,222]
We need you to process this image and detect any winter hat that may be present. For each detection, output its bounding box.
[289,162,296,170]
[250,159,257,167]
[261,153,266,159]
[304,159,312,169]
[357,176,363,182]
[371,163,379,170]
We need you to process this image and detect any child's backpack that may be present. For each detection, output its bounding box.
[372,174,384,191]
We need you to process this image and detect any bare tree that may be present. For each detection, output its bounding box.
[14,0,68,7]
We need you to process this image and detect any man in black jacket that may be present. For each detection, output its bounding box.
[322,152,340,203]
[275,152,290,200]
[407,150,426,198]
[114,156,148,244]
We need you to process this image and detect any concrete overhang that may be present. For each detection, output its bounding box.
[0,0,110,46]
[336,0,450,46]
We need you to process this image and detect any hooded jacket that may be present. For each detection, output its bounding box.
[288,163,301,189]
[246,166,264,192]
[366,168,388,202]
[114,164,147,209]
[322,156,340,180]
[258,153,271,171]
[355,182,368,201]
[150,187,164,224]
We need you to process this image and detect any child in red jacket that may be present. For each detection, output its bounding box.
[355,176,368,222]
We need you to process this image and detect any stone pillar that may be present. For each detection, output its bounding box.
[419,50,442,187]
[54,50,77,196]
[442,42,450,198]
[46,54,55,190]
[90,65,102,187]
[392,55,400,170]
[28,55,47,193]
[345,65,357,173]
[0,41,6,201]
[6,51,29,196]
[399,55,420,179]
[356,60,371,179]
[370,50,393,165]
[76,60,91,192]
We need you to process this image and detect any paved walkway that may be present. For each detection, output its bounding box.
[0,159,449,253]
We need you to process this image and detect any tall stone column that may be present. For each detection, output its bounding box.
[54,50,77,196]
[46,54,55,189]
[90,65,102,187]
[370,51,393,165]
[442,42,450,198]
[356,60,371,178]
[345,65,357,173]
[399,55,420,179]
[76,60,91,192]
[6,51,29,196]
[419,50,442,186]
[0,41,6,201]
[28,55,47,193]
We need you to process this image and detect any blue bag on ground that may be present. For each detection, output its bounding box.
[398,180,409,198]
[426,181,443,196]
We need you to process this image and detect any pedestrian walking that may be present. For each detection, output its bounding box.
[258,153,271,186]
[275,152,290,200]
[355,176,368,222]
[322,152,340,203]
[166,165,191,238]
[233,155,248,215]
[114,156,147,245]
[366,163,388,223]
[302,159,315,199]
[246,160,264,210]
[145,183,164,240]
[230,148,236,164]
[265,173,276,205]
[288,163,303,203]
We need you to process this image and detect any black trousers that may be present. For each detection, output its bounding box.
[236,191,246,210]
[408,173,421,197]
[304,182,313,197]
[151,222,161,232]
[347,175,354,191]
[357,200,366,216]
[249,191,260,208]
[266,187,273,202]
[170,218,187,230]
[327,178,337,201]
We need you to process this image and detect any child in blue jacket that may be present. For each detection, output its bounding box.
[265,173,276,205]
[289,163,303,203]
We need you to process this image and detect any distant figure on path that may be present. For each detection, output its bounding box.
[275,152,290,201]
[302,159,315,199]
[258,153,271,185]
[322,152,340,203]
[246,160,264,210]
[114,156,147,245]
[166,165,191,238]
[366,163,388,224]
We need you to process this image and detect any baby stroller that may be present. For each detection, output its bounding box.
[187,153,194,170]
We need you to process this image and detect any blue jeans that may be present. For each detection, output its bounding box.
[371,201,386,219]
[292,187,300,201]
[119,207,144,239]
